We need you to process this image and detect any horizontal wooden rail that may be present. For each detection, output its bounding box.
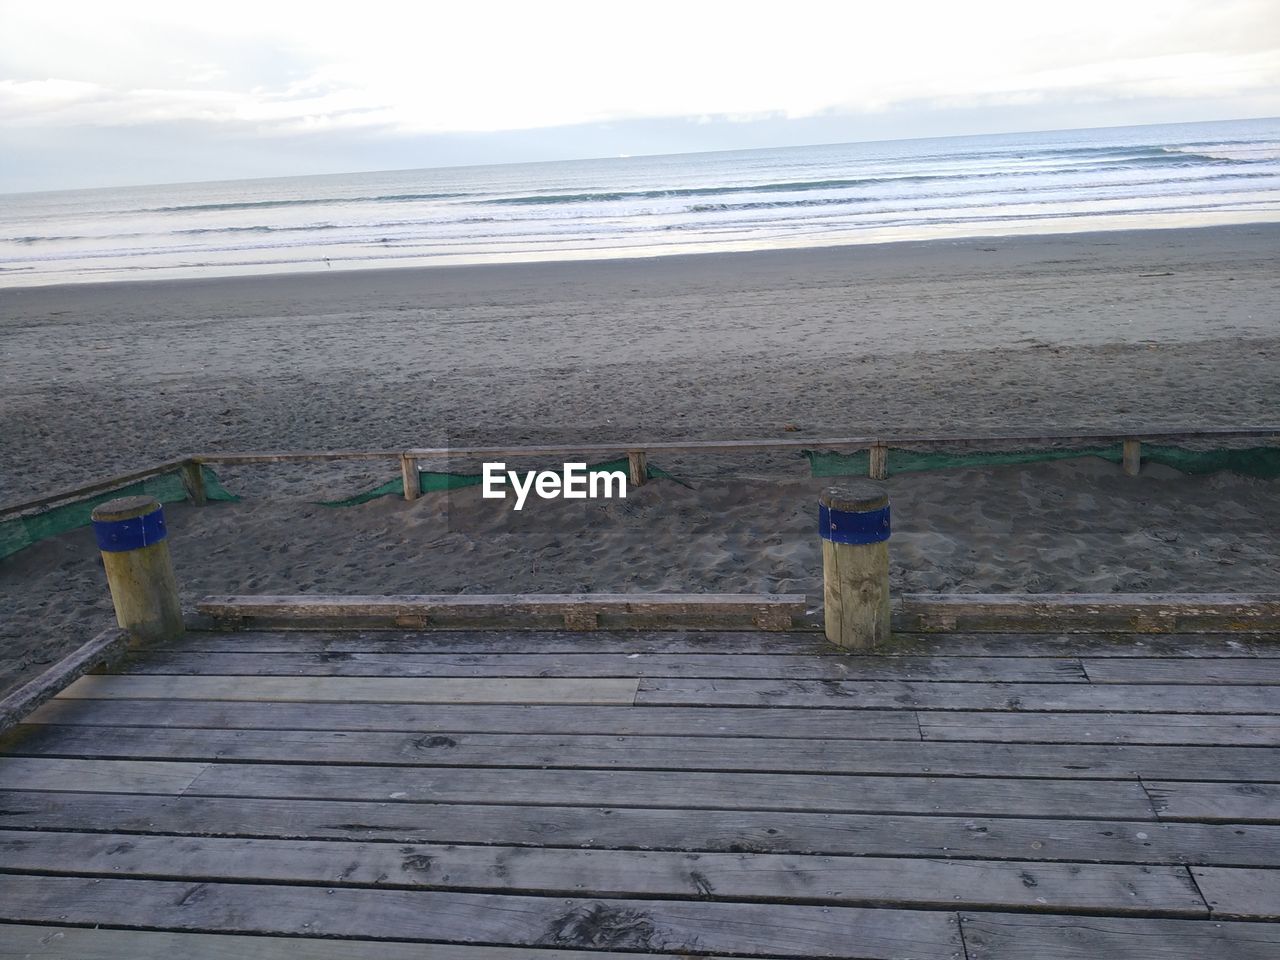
[398,426,1280,461]
[193,449,404,465]
[895,594,1280,634]
[4,426,1277,521]
[0,628,129,732]
[196,593,808,632]
[0,458,190,521]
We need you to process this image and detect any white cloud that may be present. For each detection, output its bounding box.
[0,0,1276,138]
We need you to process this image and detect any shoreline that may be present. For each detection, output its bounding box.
[3,215,1278,293]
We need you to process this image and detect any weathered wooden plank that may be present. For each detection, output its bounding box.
[0,628,129,732]
[0,830,1208,916]
[24,699,922,739]
[921,712,1280,746]
[396,426,1280,461]
[1191,867,1280,920]
[898,594,1280,634]
[193,449,402,464]
[0,874,963,958]
[177,763,1155,819]
[196,594,809,632]
[0,757,208,794]
[57,675,641,705]
[0,925,709,960]
[1084,658,1280,685]
[1148,782,1280,823]
[163,630,1280,658]
[6,725,1278,783]
[4,789,1277,865]
[167,629,834,655]
[0,459,189,520]
[638,679,1280,713]
[116,650,1087,682]
[890,633,1280,659]
[960,912,1280,960]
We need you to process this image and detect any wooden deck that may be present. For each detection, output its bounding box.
[1,628,1279,958]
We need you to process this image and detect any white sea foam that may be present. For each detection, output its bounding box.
[1,117,1278,286]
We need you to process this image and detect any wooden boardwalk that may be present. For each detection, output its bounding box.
[1,628,1278,958]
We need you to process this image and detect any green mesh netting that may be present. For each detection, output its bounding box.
[319,458,648,507]
[806,444,1280,479]
[5,444,1273,563]
[0,466,238,561]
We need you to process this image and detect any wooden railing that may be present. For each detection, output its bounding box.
[2,426,1277,521]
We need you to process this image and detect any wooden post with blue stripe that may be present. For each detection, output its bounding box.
[90,495,184,642]
[819,484,891,650]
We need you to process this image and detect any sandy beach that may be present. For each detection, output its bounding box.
[2,223,1278,695]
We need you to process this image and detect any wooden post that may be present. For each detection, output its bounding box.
[628,451,648,488]
[869,443,888,480]
[401,455,420,501]
[819,484,891,651]
[180,460,206,506]
[1123,439,1141,477]
[90,496,184,643]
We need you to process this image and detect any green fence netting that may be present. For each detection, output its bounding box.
[806,444,1280,479]
[0,466,239,561]
[5,445,1274,563]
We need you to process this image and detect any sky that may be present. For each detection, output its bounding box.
[1,0,1278,193]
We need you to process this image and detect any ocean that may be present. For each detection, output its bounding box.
[1,117,1278,287]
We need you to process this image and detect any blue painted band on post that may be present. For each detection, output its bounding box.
[93,508,167,552]
[819,503,891,544]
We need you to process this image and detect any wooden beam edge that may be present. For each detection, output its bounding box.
[895,594,1280,634]
[194,594,811,633]
[0,627,131,732]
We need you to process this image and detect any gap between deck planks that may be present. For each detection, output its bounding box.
[4,788,1280,866]
[111,650,1092,682]
[0,874,964,960]
[51,674,1280,713]
[0,757,1160,820]
[24,698,1280,745]
[5,724,1280,783]
[0,829,1213,917]
[0,925,749,960]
